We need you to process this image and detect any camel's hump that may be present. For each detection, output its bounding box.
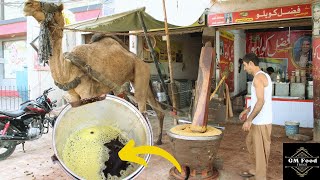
[90,33,129,50]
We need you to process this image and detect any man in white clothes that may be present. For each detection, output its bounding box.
[239,53,273,180]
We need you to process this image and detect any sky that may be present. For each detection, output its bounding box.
[112,0,212,26]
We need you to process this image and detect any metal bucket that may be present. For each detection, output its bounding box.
[157,92,167,102]
[285,121,300,136]
[52,95,153,179]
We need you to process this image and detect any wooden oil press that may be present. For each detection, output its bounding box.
[167,28,223,180]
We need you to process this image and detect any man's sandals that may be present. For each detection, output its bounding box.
[240,170,255,178]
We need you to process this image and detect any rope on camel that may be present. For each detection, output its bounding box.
[38,2,59,66]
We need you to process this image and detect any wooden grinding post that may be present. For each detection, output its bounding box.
[190,40,215,133]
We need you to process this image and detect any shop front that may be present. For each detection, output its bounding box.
[208,3,314,127]
[140,31,203,109]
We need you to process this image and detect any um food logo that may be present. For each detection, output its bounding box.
[284,147,319,177]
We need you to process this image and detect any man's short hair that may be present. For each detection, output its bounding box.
[242,53,259,66]
[301,36,311,44]
[266,67,274,73]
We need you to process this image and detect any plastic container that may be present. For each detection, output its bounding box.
[157,92,167,102]
[275,82,289,96]
[285,121,300,136]
[290,83,306,98]
[307,85,313,99]
[301,76,307,84]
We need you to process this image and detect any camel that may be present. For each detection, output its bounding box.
[23,0,165,145]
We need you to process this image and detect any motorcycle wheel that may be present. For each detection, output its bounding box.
[0,123,17,161]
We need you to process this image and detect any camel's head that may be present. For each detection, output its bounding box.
[24,0,64,27]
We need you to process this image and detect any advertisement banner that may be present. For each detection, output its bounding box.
[220,31,234,92]
[3,41,27,79]
[313,37,320,81]
[246,30,312,77]
[208,4,311,27]
[312,37,320,118]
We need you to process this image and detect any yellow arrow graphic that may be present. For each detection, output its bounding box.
[118,139,182,173]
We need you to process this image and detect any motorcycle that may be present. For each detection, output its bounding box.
[0,88,57,160]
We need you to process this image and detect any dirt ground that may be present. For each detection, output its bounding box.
[0,113,314,180]
[216,122,313,180]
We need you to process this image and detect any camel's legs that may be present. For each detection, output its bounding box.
[132,60,165,144]
[132,61,150,112]
[74,77,111,99]
[147,86,165,145]
[64,89,81,102]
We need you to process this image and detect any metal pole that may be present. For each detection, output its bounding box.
[137,11,172,105]
[162,0,178,124]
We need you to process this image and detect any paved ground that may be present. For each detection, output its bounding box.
[0,110,313,180]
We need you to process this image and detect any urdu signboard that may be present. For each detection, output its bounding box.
[208,4,311,27]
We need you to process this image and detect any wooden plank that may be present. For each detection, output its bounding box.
[190,44,215,132]
[225,87,229,121]
[225,83,233,119]
[210,75,226,100]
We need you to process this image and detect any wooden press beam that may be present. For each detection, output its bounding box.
[202,27,216,98]
[190,42,215,133]
[202,27,215,46]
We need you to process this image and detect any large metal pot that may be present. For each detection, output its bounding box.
[53,95,153,179]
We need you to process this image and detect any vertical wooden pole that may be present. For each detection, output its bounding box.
[225,83,233,120]
[225,83,229,121]
[227,88,233,118]
[137,11,171,105]
[162,0,178,124]
[312,1,320,141]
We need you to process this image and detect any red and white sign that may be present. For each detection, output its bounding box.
[220,31,234,92]
[208,4,311,26]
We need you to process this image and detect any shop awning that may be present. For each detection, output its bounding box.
[66,7,205,33]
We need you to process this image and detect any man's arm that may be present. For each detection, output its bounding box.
[239,106,251,122]
[247,75,265,122]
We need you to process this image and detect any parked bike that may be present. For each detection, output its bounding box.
[0,88,57,160]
